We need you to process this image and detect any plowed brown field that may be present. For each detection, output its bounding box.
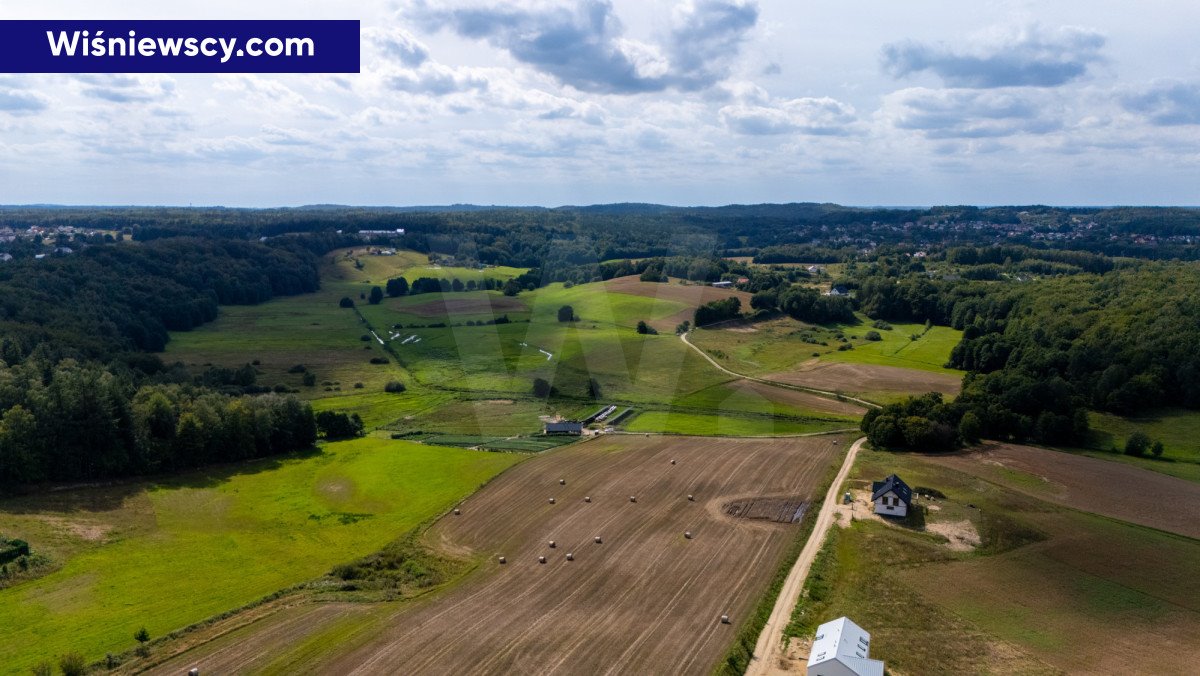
[604,276,753,331]
[148,434,843,675]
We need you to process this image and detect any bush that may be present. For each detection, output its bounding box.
[384,381,406,393]
[315,411,365,439]
[557,305,576,322]
[339,297,355,308]
[369,357,389,364]
[59,653,87,676]
[864,330,882,341]
[532,377,554,398]
[287,364,307,374]
[302,372,317,387]
[872,319,893,330]
[353,382,364,389]
[636,320,658,335]
[1151,440,1165,457]
[1124,431,1151,457]
[360,334,371,342]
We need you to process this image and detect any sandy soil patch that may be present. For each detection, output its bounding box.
[37,516,113,542]
[925,520,981,551]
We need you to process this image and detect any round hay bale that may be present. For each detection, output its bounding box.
[189,669,200,676]
[453,508,461,515]
[559,478,566,485]
[548,540,556,548]
[629,495,637,503]
[498,556,506,564]
[566,552,574,561]
[671,459,676,465]
[548,497,556,504]
[687,494,694,501]
[684,531,693,539]
[594,536,602,544]
[584,496,591,503]
[538,556,546,564]
[720,614,730,624]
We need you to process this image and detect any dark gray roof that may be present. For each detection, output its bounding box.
[871,474,912,505]
[545,421,583,432]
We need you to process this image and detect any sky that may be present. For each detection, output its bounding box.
[1,0,1199,207]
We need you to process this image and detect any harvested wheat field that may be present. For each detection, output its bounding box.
[927,442,1200,539]
[329,434,843,675]
[155,434,843,674]
[768,361,961,398]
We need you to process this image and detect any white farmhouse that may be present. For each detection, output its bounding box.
[871,473,912,518]
[807,616,885,676]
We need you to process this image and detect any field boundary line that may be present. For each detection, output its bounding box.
[744,436,866,676]
[680,332,880,410]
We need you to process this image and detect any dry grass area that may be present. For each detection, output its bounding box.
[147,434,845,675]
[400,295,529,318]
[927,442,1200,539]
[732,380,866,417]
[767,361,961,398]
[604,276,753,331]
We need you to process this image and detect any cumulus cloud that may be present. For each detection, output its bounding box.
[74,74,176,103]
[367,27,430,67]
[880,87,1062,138]
[882,24,1105,88]
[384,63,489,96]
[405,0,758,94]
[720,96,855,136]
[0,88,48,114]
[1121,80,1200,126]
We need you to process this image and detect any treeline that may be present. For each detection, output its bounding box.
[0,359,316,483]
[0,237,321,359]
[0,235,345,486]
[856,260,1200,449]
[750,286,855,324]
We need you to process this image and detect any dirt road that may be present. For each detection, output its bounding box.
[680,332,879,410]
[744,437,866,676]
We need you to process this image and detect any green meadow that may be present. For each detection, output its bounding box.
[0,438,522,671]
[1074,408,1200,482]
[624,411,854,436]
[688,314,964,377]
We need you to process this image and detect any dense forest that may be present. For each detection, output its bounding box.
[0,234,354,486]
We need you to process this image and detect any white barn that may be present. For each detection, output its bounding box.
[871,473,912,518]
[806,616,885,676]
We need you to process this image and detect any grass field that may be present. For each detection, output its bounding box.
[688,314,963,377]
[1075,408,1200,482]
[0,438,523,671]
[783,447,1200,674]
[623,411,855,436]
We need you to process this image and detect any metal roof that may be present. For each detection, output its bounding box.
[871,473,912,505]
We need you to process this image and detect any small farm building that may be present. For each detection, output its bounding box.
[806,616,885,676]
[826,285,850,297]
[544,421,584,436]
[871,474,912,518]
